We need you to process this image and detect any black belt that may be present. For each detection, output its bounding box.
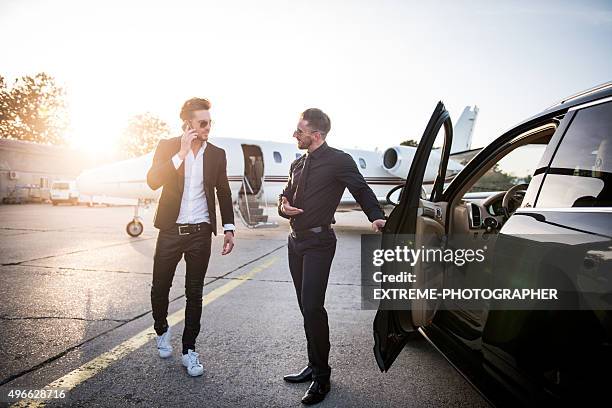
[176,222,211,236]
[290,225,332,239]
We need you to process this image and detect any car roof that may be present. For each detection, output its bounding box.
[442,82,612,199]
[547,81,612,109]
[523,81,612,125]
[473,81,612,152]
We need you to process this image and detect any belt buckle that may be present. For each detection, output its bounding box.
[178,225,190,236]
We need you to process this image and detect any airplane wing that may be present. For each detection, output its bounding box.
[449,147,483,166]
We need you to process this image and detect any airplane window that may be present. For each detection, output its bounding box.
[296,153,302,159]
[359,158,367,169]
[273,151,282,163]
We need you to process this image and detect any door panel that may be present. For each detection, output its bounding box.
[412,202,446,326]
[483,210,612,400]
[373,102,453,371]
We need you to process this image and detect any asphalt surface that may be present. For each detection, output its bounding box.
[0,203,488,407]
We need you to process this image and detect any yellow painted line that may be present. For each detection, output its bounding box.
[11,257,279,408]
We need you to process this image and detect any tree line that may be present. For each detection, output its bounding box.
[0,72,169,157]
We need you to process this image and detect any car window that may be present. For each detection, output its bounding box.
[463,144,547,195]
[536,101,612,208]
[52,183,70,190]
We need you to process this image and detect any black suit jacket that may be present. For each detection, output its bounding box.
[146,137,234,235]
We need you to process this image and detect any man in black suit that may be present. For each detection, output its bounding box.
[147,97,235,377]
[278,108,386,404]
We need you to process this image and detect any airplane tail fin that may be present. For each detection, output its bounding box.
[451,106,479,154]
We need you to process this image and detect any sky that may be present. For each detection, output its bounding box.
[1,0,611,154]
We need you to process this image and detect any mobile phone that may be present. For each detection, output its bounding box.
[182,120,203,142]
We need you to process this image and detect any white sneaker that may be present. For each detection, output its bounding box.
[182,349,204,377]
[156,327,173,358]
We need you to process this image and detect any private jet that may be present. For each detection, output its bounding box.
[76,107,479,236]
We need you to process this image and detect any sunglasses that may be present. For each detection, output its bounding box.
[294,128,316,136]
[193,119,213,129]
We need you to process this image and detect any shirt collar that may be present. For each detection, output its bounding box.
[195,142,207,157]
[307,141,328,159]
[186,142,207,160]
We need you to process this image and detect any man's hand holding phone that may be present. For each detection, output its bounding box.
[178,121,198,160]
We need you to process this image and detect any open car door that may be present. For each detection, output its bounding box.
[373,102,453,371]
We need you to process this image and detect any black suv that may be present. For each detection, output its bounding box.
[373,83,612,407]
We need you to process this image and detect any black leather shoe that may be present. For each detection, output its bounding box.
[284,366,313,383]
[301,380,331,405]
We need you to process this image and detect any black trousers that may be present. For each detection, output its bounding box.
[151,224,212,351]
[288,229,337,382]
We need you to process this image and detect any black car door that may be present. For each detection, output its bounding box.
[373,102,454,371]
[483,100,612,401]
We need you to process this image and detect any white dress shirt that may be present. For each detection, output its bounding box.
[172,142,235,232]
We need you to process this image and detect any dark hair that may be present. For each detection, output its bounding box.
[301,108,331,137]
[180,97,211,120]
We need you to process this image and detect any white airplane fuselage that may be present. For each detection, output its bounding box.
[76,137,407,207]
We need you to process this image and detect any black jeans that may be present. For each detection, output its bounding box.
[151,224,212,351]
[288,229,337,383]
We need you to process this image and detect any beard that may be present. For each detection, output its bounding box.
[297,135,312,149]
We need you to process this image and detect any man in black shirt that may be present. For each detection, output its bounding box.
[278,108,386,405]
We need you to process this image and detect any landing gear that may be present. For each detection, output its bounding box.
[126,198,146,237]
[126,219,144,237]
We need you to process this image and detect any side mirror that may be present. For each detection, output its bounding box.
[386,184,404,206]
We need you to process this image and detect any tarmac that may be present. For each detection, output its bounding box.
[0,203,487,407]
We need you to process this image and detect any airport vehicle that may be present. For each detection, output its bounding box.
[50,180,79,206]
[76,107,478,236]
[373,83,612,406]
